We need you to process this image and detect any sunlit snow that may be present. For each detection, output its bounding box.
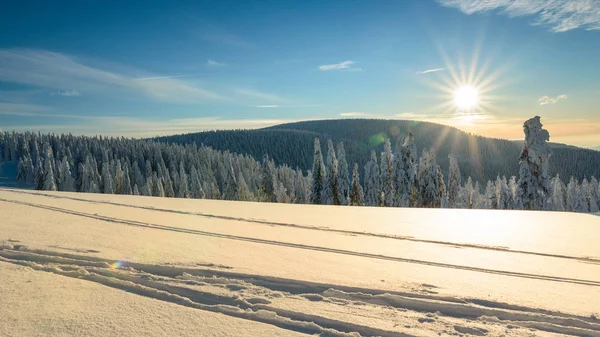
[1,188,599,336]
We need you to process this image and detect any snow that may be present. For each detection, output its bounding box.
[0,262,307,337]
[1,187,600,336]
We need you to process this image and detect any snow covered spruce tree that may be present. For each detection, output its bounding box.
[310,138,326,204]
[394,133,418,207]
[363,150,380,206]
[42,147,57,191]
[349,163,365,206]
[189,166,206,199]
[482,180,497,209]
[447,155,461,208]
[417,148,443,208]
[582,178,599,213]
[589,177,600,213]
[549,174,566,212]
[380,139,394,207]
[496,176,512,210]
[57,156,74,192]
[323,139,340,205]
[517,116,551,210]
[336,142,350,205]
[177,161,190,198]
[258,154,277,203]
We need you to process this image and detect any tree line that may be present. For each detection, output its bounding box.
[1,116,598,213]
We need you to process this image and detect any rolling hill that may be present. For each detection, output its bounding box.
[154,119,600,184]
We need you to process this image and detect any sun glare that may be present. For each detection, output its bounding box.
[453,85,479,111]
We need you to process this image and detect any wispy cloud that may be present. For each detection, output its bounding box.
[135,74,200,81]
[318,60,360,71]
[254,104,321,108]
[51,90,81,97]
[339,112,371,117]
[206,59,226,67]
[3,116,297,137]
[538,94,568,105]
[416,68,445,74]
[235,88,286,103]
[437,0,600,32]
[0,49,224,103]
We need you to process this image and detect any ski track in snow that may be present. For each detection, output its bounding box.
[1,246,600,337]
[1,196,600,288]
[3,188,599,264]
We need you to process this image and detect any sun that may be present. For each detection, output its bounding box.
[453,85,479,111]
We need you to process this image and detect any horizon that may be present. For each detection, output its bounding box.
[1,0,599,149]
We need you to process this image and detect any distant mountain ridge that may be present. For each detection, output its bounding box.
[154,119,600,184]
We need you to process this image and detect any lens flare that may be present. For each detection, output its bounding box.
[109,261,124,270]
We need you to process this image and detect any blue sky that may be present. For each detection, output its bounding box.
[1,0,599,148]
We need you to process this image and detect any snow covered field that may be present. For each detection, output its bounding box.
[1,188,599,336]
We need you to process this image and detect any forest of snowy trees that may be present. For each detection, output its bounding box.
[1,116,599,213]
[157,119,600,184]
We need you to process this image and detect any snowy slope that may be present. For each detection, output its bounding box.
[1,188,599,336]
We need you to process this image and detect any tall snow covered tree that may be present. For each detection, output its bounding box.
[310,138,326,204]
[550,174,566,212]
[447,155,461,208]
[589,177,600,212]
[189,166,206,199]
[363,150,380,206]
[508,176,518,209]
[566,177,577,212]
[496,176,511,210]
[571,178,588,213]
[582,178,599,213]
[517,116,551,210]
[236,168,253,201]
[417,149,442,208]
[152,172,165,197]
[336,142,350,205]
[101,161,114,194]
[323,139,340,205]
[123,164,133,195]
[259,154,277,203]
[221,158,238,201]
[483,180,497,209]
[472,182,482,209]
[79,156,100,193]
[394,133,418,207]
[43,149,57,191]
[380,139,394,207]
[460,177,475,209]
[350,163,364,206]
[437,165,447,208]
[114,160,125,194]
[34,157,44,190]
[57,156,74,192]
[177,161,189,198]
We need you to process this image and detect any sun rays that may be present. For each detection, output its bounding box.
[413,42,513,166]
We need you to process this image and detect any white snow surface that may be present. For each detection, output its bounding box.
[1,188,599,337]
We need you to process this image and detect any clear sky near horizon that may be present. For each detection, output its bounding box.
[0,0,599,148]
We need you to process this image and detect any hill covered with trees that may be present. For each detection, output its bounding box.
[154,119,600,185]
[1,116,598,213]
